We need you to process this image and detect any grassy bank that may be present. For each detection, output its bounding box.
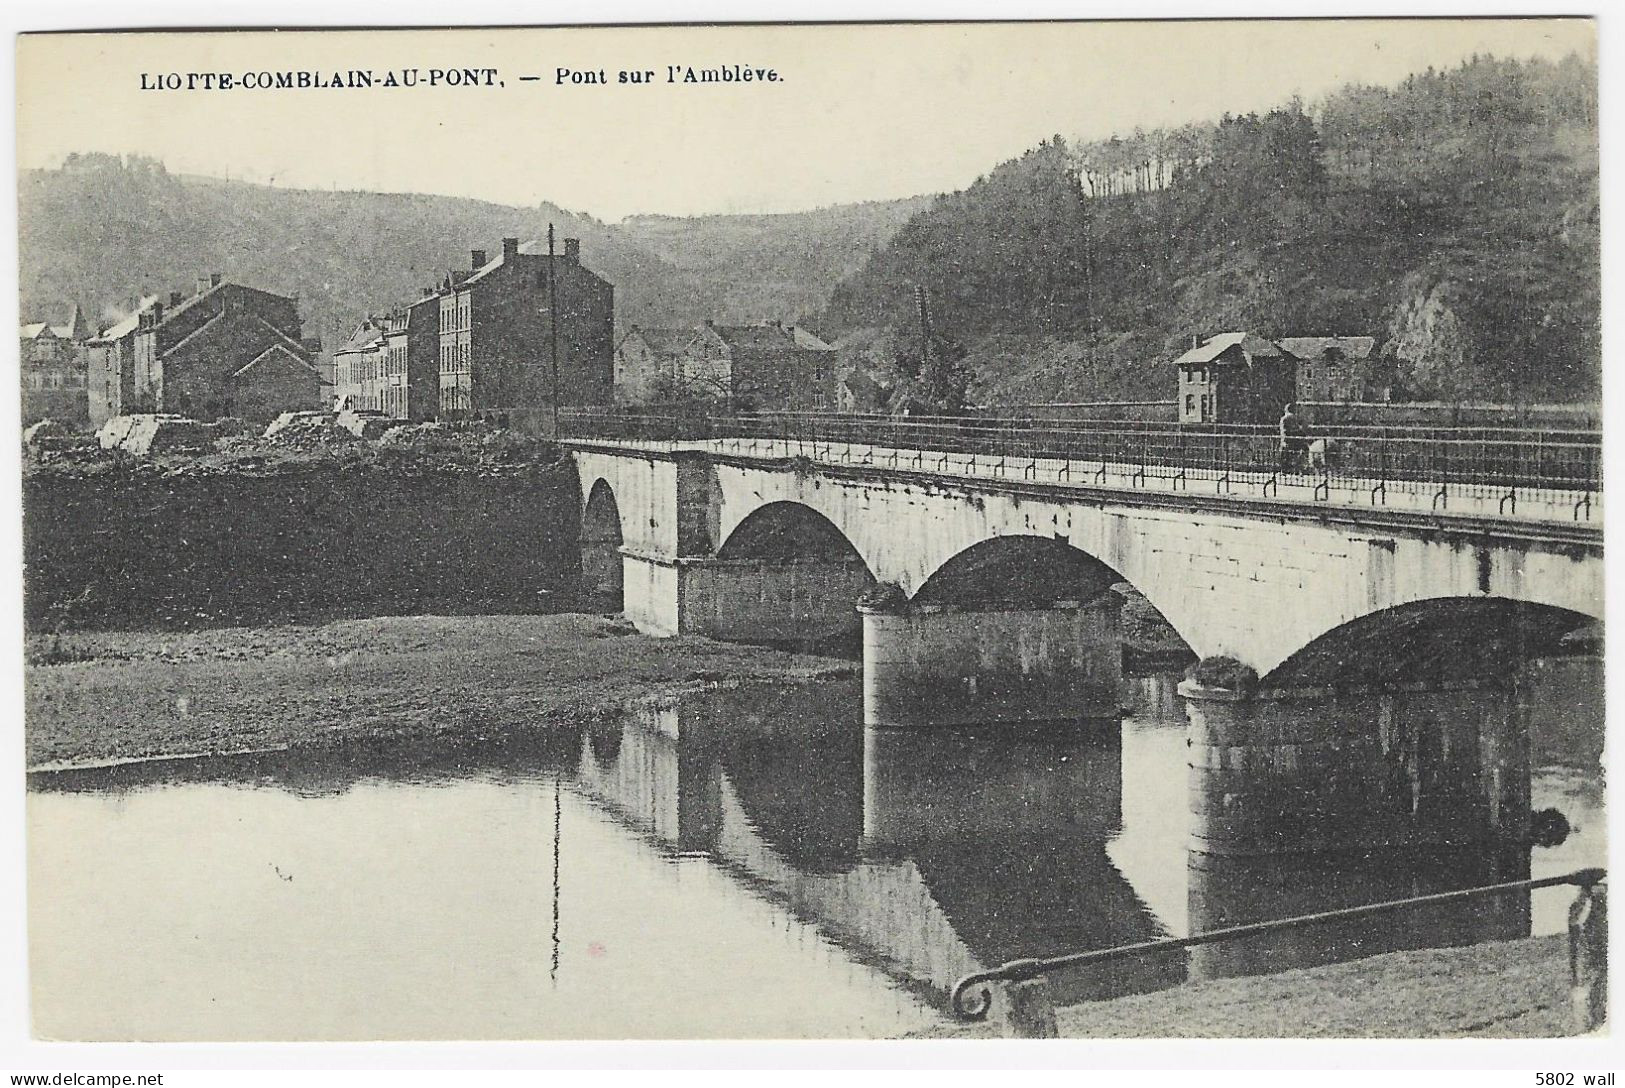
[919,934,1577,1039]
[23,613,857,770]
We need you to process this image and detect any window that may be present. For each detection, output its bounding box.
[1185,393,1195,414]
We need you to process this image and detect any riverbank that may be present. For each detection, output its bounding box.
[917,933,1577,1039]
[23,613,857,770]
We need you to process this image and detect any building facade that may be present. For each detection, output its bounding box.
[380,293,441,420]
[85,296,158,428]
[613,326,694,406]
[1279,336,1382,404]
[20,305,90,425]
[1172,332,1298,425]
[677,320,837,410]
[437,236,614,429]
[332,318,386,411]
[118,275,322,422]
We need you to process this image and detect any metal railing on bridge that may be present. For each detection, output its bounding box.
[560,409,1603,520]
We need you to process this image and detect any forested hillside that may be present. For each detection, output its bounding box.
[18,158,921,357]
[817,53,1599,409]
[616,197,934,326]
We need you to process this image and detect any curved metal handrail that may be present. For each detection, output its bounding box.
[949,867,1607,1021]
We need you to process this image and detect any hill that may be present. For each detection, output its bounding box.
[816,53,1600,409]
[616,196,934,327]
[18,157,924,358]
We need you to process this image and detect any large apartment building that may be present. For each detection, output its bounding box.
[437,236,614,429]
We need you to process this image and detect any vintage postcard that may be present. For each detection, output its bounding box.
[13,16,1605,1048]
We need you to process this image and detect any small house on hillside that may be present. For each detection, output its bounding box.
[20,304,90,425]
[614,326,695,406]
[679,320,837,410]
[1278,336,1382,403]
[1172,333,1297,425]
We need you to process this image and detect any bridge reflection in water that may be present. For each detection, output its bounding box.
[29,664,1591,1030]
[570,674,1554,1008]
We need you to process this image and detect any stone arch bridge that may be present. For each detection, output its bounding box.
[570,438,1601,720]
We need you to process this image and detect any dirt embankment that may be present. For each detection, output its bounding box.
[23,433,580,633]
[24,613,858,770]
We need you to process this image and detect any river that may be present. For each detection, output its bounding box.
[26,659,1604,1040]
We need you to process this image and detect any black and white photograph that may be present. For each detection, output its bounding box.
[5,10,1611,1065]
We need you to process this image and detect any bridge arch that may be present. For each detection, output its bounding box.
[915,534,1126,606]
[910,533,1197,655]
[699,500,877,647]
[717,501,871,567]
[1261,596,1597,689]
[581,478,625,609]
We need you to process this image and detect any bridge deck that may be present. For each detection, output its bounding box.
[567,435,1603,530]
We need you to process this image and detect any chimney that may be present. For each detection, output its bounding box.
[196,277,211,296]
[502,237,520,261]
[152,302,164,324]
[169,291,183,307]
[563,238,580,264]
[471,249,488,269]
[210,272,222,288]
[703,318,714,327]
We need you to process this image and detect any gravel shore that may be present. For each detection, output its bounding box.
[912,934,1579,1039]
[24,612,857,770]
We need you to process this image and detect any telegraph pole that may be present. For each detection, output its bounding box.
[548,223,561,437]
[916,285,931,377]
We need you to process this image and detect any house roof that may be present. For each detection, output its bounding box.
[1171,332,1287,366]
[619,327,692,354]
[156,308,311,364]
[22,305,88,341]
[233,343,323,379]
[1277,336,1377,362]
[789,326,834,351]
[461,253,507,286]
[709,322,834,354]
[455,241,609,289]
[89,295,163,344]
[335,319,386,354]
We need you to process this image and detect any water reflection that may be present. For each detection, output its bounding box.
[27,658,1604,1039]
[1187,847,1531,981]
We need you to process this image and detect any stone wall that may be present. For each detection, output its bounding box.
[22,458,580,631]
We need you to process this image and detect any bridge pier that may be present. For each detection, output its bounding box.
[1180,679,1537,979]
[1181,680,1531,859]
[858,593,1124,729]
[623,553,872,641]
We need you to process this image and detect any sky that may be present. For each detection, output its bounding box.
[15,18,1597,221]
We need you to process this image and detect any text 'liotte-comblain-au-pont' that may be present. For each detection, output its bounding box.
[137,64,782,91]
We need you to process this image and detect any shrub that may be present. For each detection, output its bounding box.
[1189,654,1259,693]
